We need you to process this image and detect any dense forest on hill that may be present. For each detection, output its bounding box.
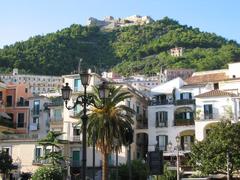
[0,17,240,76]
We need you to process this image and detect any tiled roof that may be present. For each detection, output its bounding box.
[195,90,237,98]
[185,73,228,85]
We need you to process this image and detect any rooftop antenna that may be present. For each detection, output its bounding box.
[78,58,83,73]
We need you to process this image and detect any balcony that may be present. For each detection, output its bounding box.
[29,123,40,131]
[16,101,29,107]
[174,118,194,126]
[155,120,168,128]
[136,123,148,129]
[149,100,173,106]
[69,135,81,142]
[49,119,63,127]
[0,119,15,128]
[174,99,195,106]
[0,133,38,140]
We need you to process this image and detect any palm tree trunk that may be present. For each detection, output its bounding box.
[102,152,109,180]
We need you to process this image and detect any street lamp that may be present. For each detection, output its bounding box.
[167,136,181,180]
[61,70,109,180]
[176,135,180,180]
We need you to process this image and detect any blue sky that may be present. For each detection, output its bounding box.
[0,0,239,48]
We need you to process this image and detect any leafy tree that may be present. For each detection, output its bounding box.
[32,165,63,180]
[87,85,135,180]
[38,131,65,166]
[0,151,13,179]
[111,160,149,180]
[157,163,176,180]
[189,121,240,179]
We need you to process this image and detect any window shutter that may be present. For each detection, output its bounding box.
[156,112,159,127]
[180,93,183,100]
[165,136,168,151]
[189,93,192,99]
[181,136,184,150]
[190,136,194,143]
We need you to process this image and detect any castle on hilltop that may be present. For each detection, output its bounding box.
[86,15,154,29]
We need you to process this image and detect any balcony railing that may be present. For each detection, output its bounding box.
[174,118,194,126]
[136,123,148,129]
[0,134,38,140]
[17,101,29,107]
[155,120,168,128]
[149,100,173,106]
[174,99,195,106]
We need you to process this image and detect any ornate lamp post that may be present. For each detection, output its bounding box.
[61,70,109,180]
[167,135,181,180]
[176,135,180,180]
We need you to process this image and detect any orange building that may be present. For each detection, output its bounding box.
[0,82,32,134]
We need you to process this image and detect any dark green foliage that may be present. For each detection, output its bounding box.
[189,121,240,178]
[31,165,63,180]
[113,160,149,180]
[158,163,177,180]
[0,151,13,175]
[0,17,240,76]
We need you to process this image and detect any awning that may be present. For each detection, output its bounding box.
[0,112,11,119]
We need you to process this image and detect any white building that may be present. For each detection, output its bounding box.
[0,68,62,94]
[148,78,195,154]
[28,96,51,138]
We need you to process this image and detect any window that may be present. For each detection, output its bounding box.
[33,117,39,124]
[127,101,131,108]
[74,79,81,92]
[176,111,193,120]
[181,136,194,151]
[73,127,80,136]
[17,113,25,127]
[35,147,42,162]
[72,150,81,167]
[136,106,140,114]
[213,83,219,90]
[2,147,11,155]
[156,135,168,151]
[180,92,192,100]
[156,111,168,127]
[6,96,13,107]
[204,104,213,119]
[33,100,40,115]
[25,88,28,93]
[54,109,62,120]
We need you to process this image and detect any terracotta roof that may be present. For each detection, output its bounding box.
[185,73,228,85]
[195,90,237,98]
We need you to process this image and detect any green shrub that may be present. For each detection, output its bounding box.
[32,165,64,180]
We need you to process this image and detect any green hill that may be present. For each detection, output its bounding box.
[0,17,240,76]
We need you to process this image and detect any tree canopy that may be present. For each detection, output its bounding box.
[0,17,239,76]
[189,121,240,179]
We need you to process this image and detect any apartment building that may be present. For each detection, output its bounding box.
[0,68,62,94]
[0,82,32,134]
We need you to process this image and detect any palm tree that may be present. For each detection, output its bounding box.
[87,85,135,180]
[38,131,65,166]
